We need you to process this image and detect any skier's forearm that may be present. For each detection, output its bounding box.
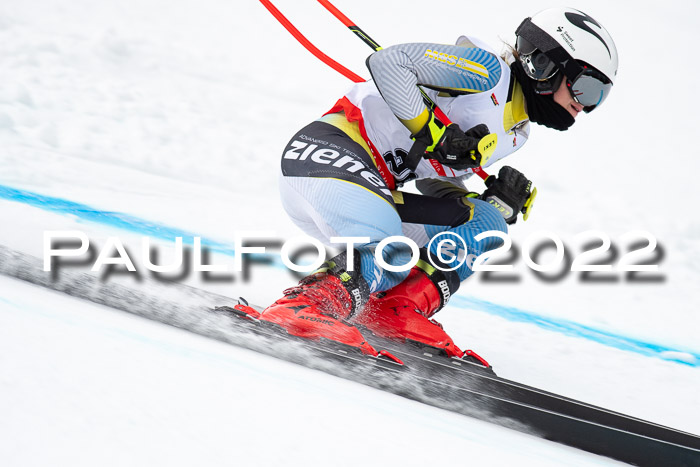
[366,42,501,133]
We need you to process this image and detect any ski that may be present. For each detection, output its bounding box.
[217,303,700,467]
[1,244,699,466]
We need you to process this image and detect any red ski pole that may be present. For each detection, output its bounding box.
[259,0,365,83]
[316,0,494,181]
[317,0,383,52]
[259,0,494,182]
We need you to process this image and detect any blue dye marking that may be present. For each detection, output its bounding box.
[2,183,698,367]
[0,296,14,306]
[450,295,700,367]
[0,184,282,265]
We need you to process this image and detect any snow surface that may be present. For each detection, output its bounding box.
[1,0,699,465]
[0,275,623,467]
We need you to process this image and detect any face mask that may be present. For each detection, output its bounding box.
[510,60,575,132]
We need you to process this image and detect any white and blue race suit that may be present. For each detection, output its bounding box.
[279,36,530,293]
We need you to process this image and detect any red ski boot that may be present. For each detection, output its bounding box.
[351,256,494,368]
[248,256,382,356]
[353,264,463,357]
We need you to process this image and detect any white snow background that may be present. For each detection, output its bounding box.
[0,0,699,465]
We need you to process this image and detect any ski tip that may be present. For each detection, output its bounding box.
[215,304,262,320]
[462,349,491,369]
[378,350,404,366]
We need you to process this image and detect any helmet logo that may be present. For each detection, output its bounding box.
[565,11,611,58]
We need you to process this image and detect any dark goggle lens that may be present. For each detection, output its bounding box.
[569,72,612,112]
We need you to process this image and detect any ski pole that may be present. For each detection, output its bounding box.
[317,0,451,124]
[317,0,537,219]
[317,0,383,52]
[259,0,365,83]
[316,0,496,181]
[259,1,495,185]
[318,0,537,219]
[261,0,535,219]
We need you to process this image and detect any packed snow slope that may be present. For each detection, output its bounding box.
[1,0,699,465]
[0,274,628,467]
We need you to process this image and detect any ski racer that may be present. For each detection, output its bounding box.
[254,7,618,357]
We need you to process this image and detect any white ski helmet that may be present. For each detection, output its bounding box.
[515,7,618,112]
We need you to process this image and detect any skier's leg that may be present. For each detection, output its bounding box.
[421,197,508,284]
[355,195,506,358]
[278,120,413,294]
[370,192,508,317]
[279,175,412,294]
[260,120,411,353]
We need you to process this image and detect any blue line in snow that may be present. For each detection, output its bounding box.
[0,296,15,306]
[0,184,282,264]
[450,295,700,367]
[2,183,698,367]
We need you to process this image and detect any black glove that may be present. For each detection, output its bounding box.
[408,111,489,170]
[480,166,533,224]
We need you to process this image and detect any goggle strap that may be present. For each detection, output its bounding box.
[516,18,584,82]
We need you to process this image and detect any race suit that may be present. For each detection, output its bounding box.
[279,35,529,293]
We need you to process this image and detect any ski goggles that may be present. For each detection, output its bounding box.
[515,18,613,112]
[565,66,612,113]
